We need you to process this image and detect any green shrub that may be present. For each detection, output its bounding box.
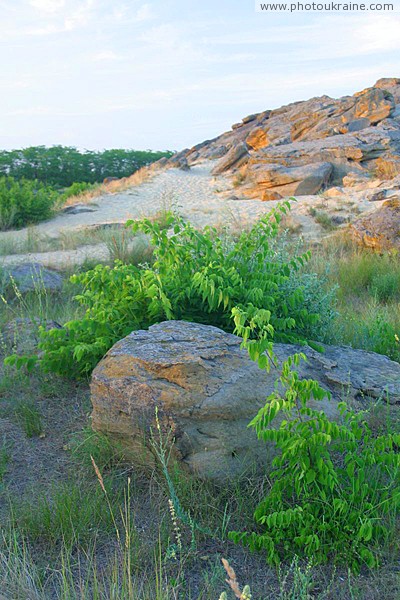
[229,326,400,572]
[59,181,97,201]
[7,203,333,377]
[0,177,58,230]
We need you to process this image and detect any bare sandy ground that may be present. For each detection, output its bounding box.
[0,162,383,269]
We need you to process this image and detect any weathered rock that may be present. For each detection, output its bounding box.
[3,263,63,293]
[343,172,371,188]
[159,78,400,205]
[204,145,227,160]
[262,190,283,201]
[246,127,269,150]
[350,198,400,251]
[242,113,257,125]
[367,189,388,202]
[375,77,400,100]
[155,157,169,168]
[347,118,370,133]
[91,321,400,481]
[211,143,249,175]
[63,203,97,214]
[375,156,400,180]
[324,187,344,198]
[177,157,190,171]
[353,87,395,124]
[246,162,332,197]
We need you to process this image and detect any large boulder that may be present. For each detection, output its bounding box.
[353,86,395,125]
[350,197,400,251]
[245,162,333,197]
[91,321,400,481]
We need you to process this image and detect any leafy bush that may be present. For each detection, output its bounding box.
[59,181,97,201]
[0,177,58,230]
[7,203,333,377]
[229,328,400,572]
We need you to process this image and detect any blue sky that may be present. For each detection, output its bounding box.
[1,0,400,151]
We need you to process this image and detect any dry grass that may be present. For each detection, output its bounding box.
[62,166,154,208]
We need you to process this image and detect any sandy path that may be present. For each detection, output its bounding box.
[0,163,268,237]
[0,162,381,269]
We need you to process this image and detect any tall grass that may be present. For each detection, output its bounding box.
[304,238,400,361]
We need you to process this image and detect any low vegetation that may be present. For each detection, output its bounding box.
[0,146,172,231]
[7,203,329,376]
[307,238,400,362]
[0,203,399,598]
[0,177,59,230]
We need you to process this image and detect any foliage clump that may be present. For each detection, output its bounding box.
[229,321,400,572]
[0,176,58,230]
[7,203,327,377]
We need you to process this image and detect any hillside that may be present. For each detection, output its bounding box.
[165,77,400,199]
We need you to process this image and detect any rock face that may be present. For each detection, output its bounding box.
[159,78,400,200]
[91,321,400,481]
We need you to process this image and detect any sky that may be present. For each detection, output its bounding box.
[1,0,400,152]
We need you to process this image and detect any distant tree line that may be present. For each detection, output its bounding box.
[0,146,173,187]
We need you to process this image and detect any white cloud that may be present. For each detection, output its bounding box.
[91,50,123,62]
[134,3,153,22]
[29,0,65,12]
[64,0,96,31]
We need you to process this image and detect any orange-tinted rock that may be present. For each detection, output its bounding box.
[90,321,400,480]
[350,198,400,251]
[211,143,249,175]
[247,162,332,197]
[262,190,282,201]
[246,127,269,150]
[375,156,400,180]
[354,87,395,124]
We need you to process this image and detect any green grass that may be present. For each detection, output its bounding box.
[304,239,400,362]
[14,401,43,438]
[308,208,337,231]
[69,427,125,472]
[0,224,139,256]
[12,480,121,549]
[0,443,10,482]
